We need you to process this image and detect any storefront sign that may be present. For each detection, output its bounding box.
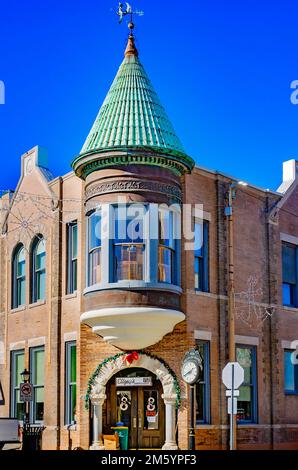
[116,377,152,387]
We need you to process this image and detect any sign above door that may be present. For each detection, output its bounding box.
[116,377,153,387]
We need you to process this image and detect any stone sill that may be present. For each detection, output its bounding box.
[63,292,78,301]
[10,306,26,314]
[28,300,46,309]
[281,306,298,314]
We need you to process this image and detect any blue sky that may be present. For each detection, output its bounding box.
[0,0,297,191]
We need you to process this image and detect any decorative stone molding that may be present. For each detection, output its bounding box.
[85,179,182,202]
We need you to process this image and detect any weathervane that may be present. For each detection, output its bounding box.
[116,2,144,32]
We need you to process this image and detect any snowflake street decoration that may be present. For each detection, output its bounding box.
[0,190,82,250]
[234,275,274,329]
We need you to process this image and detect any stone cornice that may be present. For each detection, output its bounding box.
[72,147,194,179]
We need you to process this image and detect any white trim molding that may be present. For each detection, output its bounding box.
[28,336,46,348]
[235,335,259,346]
[280,233,298,246]
[9,341,26,351]
[194,330,212,341]
[64,332,77,342]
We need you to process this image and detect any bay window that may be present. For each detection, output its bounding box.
[86,203,180,289]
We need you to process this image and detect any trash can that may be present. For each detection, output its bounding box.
[22,424,44,451]
[111,426,129,450]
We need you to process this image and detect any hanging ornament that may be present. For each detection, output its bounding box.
[125,351,139,366]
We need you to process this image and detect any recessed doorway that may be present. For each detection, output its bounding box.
[105,368,165,449]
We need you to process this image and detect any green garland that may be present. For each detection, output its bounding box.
[85,351,181,410]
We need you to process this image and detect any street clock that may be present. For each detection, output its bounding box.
[181,349,203,385]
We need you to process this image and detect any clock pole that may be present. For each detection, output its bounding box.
[189,385,195,450]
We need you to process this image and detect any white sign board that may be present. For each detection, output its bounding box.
[0,419,19,443]
[116,377,152,387]
[222,362,244,390]
[227,397,238,415]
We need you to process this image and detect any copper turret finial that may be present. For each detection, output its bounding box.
[125,32,138,57]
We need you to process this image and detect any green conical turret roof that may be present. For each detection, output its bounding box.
[81,34,186,155]
[73,34,194,178]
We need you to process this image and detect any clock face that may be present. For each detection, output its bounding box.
[181,360,200,385]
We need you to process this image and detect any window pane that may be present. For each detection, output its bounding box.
[115,245,144,281]
[284,351,295,391]
[15,353,24,385]
[237,386,252,421]
[195,257,203,290]
[89,212,101,250]
[158,246,173,283]
[18,278,26,306]
[283,283,294,306]
[196,383,204,422]
[237,347,252,384]
[115,206,144,244]
[37,271,46,300]
[70,384,77,423]
[35,387,44,421]
[159,210,174,248]
[33,350,44,386]
[144,390,159,430]
[194,223,203,257]
[282,244,297,285]
[72,224,78,259]
[72,259,77,291]
[116,390,131,427]
[89,248,101,285]
[16,401,24,421]
[70,346,76,383]
[17,249,26,277]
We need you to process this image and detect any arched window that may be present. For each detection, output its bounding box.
[31,237,46,303]
[12,244,26,309]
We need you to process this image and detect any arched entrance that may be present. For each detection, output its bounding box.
[89,353,179,450]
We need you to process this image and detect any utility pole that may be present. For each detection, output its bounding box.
[225,183,237,449]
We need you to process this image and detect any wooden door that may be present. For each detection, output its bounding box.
[137,385,164,449]
[109,381,164,449]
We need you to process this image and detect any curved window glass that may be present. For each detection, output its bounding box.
[88,211,101,286]
[114,205,145,281]
[31,237,46,303]
[158,209,175,284]
[12,245,26,308]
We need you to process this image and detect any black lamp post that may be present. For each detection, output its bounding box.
[21,368,30,426]
[21,369,30,383]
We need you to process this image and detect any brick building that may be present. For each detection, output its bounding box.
[0,29,298,450]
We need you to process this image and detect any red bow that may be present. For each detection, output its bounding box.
[125,351,139,365]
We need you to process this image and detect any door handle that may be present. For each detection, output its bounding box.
[133,417,137,429]
[138,416,142,429]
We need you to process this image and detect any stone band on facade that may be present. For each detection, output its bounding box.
[85,179,182,202]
